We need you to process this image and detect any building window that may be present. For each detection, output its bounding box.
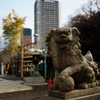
[45,3,54,11]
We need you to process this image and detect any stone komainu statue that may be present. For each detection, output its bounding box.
[48,27,100,92]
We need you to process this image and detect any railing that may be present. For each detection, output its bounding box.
[20,42,37,78]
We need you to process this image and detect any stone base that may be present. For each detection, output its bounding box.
[45,86,100,100]
[45,93,100,100]
[24,77,48,86]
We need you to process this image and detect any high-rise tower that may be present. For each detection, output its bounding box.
[34,0,60,49]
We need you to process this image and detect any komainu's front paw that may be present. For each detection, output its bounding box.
[58,76,75,92]
[58,75,66,82]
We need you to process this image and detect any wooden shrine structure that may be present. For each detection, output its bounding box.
[20,42,37,78]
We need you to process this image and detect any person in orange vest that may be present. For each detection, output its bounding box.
[6,64,9,75]
[7,64,9,70]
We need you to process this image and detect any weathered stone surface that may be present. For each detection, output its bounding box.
[47,27,100,92]
[48,86,100,99]
[45,93,100,100]
[24,77,47,86]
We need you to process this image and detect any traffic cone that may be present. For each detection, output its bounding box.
[53,77,55,85]
[48,78,52,89]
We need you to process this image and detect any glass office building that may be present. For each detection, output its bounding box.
[34,0,60,49]
[21,28,32,45]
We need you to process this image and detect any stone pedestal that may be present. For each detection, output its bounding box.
[24,77,47,86]
[45,87,100,100]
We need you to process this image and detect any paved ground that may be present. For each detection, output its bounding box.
[0,75,100,100]
[0,75,48,100]
[0,85,48,100]
[0,75,33,93]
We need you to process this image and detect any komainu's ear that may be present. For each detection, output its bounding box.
[72,27,80,35]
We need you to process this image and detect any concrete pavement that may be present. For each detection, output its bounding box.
[0,75,33,93]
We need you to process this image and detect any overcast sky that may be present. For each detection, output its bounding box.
[0,0,88,41]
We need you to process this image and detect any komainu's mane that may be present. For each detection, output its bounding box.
[48,27,83,69]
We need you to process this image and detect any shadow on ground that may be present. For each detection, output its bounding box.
[0,85,48,100]
[0,75,23,81]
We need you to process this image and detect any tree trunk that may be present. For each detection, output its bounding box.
[1,62,4,75]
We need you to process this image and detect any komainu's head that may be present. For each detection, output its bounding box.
[47,27,80,49]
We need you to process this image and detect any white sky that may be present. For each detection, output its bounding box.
[59,0,88,26]
[0,0,89,43]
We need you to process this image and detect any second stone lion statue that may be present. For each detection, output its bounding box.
[47,27,99,92]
